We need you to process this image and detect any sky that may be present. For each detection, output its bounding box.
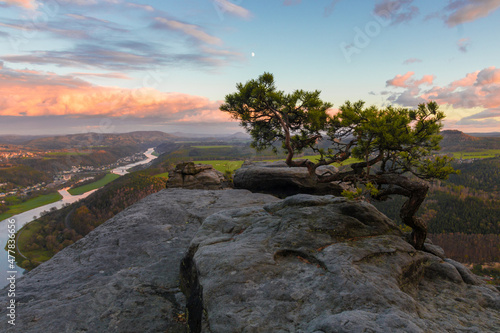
[0,0,499,136]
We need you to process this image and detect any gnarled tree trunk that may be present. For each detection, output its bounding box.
[371,174,430,250]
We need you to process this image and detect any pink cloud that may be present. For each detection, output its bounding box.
[414,74,434,86]
[213,0,253,19]
[449,71,479,89]
[445,0,500,27]
[386,72,434,88]
[386,71,415,87]
[153,18,222,46]
[70,72,133,80]
[0,67,230,123]
[475,66,500,85]
[387,67,500,111]
[2,0,36,9]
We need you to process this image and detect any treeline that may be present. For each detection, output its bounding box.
[429,233,499,263]
[448,157,500,192]
[374,188,500,235]
[424,190,500,234]
[20,169,168,268]
[372,157,500,264]
[0,165,52,187]
[70,171,166,235]
[374,157,500,235]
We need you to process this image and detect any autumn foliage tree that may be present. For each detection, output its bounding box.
[221,72,457,250]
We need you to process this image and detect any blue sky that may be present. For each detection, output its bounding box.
[0,0,499,135]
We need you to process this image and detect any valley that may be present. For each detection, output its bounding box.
[1,129,499,286]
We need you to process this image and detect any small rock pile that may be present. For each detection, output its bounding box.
[167,162,230,190]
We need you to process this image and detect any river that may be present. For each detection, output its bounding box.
[0,148,158,288]
[111,147,156,175]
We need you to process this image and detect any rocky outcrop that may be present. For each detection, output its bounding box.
[2,190,498,333]
[233,161,347,197]
[167,162,229,190]
[0,189,278,333]
[182,194,500,332]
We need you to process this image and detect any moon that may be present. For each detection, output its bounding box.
[251,52,255,57]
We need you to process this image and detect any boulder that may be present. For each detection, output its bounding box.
[233,161,347,197]
[0,189,278,333]
[182,194,500,333]
[167,162,229,190]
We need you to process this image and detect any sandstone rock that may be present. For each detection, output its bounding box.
[183,194,500,333]
[3,190,498,333]
[167,162,229,190]
[0,189,278,333]
[233,161,347,197]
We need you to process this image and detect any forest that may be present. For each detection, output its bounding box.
[374,156,500,263]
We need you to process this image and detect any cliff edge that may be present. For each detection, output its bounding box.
[1,189,499,332]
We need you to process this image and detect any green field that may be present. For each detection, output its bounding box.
[16,220,52,264]
[194,155,363,174]
[448,150,500,159]
[68,173,121,195]
[153,172,169,178]
[0,192,63,222]
[194,160,244,173]
[191,145,234,149]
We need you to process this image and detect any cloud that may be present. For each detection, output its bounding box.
[460,107,500,120]
[323,0,342,16]
[70,72,132,80]
[0,66,230,123]
[1,0,36,9]
[457,38,470,53]
[386,71,434,88]
[65,13,111,24]
[153,17,222,46]
[386,67,500,111]
[213,0,252,20]
[444,0,500,27]
[373,0,419,25]
[475,66,500,85]
[2,45,163,71]
[386,71,415,87]
[403,58,422,65]
[1,2,243,71]
[414,74,434,86]
[446,117,500,133]
[126,2,155,12]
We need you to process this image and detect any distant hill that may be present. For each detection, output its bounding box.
[0,135,49,145]
[466,132,500,137]
[171,131,250,140]
[440,130,500,151]
[25,131,175,150]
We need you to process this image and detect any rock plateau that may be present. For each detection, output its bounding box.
[1,189,498,333]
